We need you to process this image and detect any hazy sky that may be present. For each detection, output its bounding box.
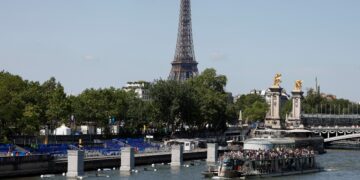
[1,0,359,101]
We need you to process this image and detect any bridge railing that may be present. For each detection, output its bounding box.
[302,114,360,127]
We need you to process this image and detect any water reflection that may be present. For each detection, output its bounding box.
[170,166,181,175]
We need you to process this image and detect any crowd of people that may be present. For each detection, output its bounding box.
[220,147,315,161]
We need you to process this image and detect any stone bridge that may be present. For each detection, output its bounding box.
[302,114,360,127]
[299,114,360,142]
[309,126,360,142]
[323,133,360,143]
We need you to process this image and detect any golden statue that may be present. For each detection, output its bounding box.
[273,73,282,87]
[294,80,303,91]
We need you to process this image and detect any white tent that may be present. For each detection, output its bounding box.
[54,124,71,135]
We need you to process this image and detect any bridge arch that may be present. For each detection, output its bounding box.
[324,133,360,143]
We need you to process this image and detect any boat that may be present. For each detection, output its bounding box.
[217,157,244,178]
[201,165,218,178]
[251,128,325,154]
[209,147,322,179]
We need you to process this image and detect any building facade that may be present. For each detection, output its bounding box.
[123,81,151,101]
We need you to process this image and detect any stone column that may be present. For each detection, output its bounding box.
[120,147,135,171]
[291,91,303,120]
[289,90,304,128]
[171,145,183,167]
[265,87,283,129]
[67,150,84,177]
[238,110,243,127]
[206,143,218,163]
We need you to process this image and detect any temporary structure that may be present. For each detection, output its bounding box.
[54,124,71,135]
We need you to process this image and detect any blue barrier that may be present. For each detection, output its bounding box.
[1,138,160,157]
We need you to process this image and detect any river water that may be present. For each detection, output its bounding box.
[7,149,360,180]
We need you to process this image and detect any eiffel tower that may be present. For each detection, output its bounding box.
[168,0,199,81]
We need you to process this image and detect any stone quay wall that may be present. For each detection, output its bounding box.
[0,155,53,178]
[0,149,207,178]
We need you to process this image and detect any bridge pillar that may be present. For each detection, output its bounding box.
[171,145,183,167]
[286,89,304,129]
[67,150,84,178]
[336,131,338,137]
[120,147,135,172]
[327,132,330,138]
[265,86,282,129]
[206,143,218,163]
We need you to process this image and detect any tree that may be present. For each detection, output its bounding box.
[243,101,268,122]
[42,77,69,129]
[71,88,109,127]
[126,96,153,131]
[302,89,358,114]
[280,100,292,119]
[20,104,41,135]
[190,68,229,130]
[18,81,45,135]
[234,94,268,123]
[150,80,184,130]
[302,89,324,114]
[0,71,26,141]
[70,87,141,135]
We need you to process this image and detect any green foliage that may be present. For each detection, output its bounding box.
[0,72,71,140]
[149,79,199,130]
[280,100,292,119]
[149,68,232,131]
[72,88,130,125]
[21,104,41,135]
[190,68,229,130]
[243,101,268,122]
[234,94,268,123]
[302,89,360,114]
[4,68,359,142]
[0,71,26,141]
[42,77,70,127]
[0,69,248,141]
[69,87,154,135]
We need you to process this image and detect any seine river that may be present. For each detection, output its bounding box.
[8,149,360,180]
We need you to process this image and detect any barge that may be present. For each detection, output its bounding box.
[204,147,322,179]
